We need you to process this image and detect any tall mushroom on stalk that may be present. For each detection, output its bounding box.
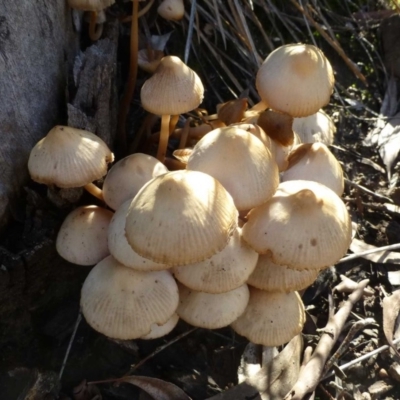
[141,55,204,162]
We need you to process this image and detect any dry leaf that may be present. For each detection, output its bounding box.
[350,238,400,264]
[334,275,374,296]
[382,290,400,358]
[117,376,191,400]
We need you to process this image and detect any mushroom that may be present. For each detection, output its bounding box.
[157,0,185,21]
[141,55,204,162]
[28,125,114,201]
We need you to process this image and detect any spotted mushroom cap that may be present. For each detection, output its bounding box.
[28,125,114,188]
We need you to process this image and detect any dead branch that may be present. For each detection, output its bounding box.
[284,279,370,400]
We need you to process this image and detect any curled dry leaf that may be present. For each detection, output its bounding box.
[382,289,400,358]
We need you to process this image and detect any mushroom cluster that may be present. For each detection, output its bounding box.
[28,45,351,347]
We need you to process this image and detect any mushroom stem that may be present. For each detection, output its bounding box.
[169,115,179,134]
[84,183,104,201]
[157,115,171,162]
[88,11,103,41]
[249,100,268,112]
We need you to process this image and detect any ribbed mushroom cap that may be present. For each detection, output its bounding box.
[81,256,179,339]
[187,126,279,210]
[282,143,344,196]
[56,205,113,266]
[157,0,185,21]
[28,126,114,188]
[231,288,305,347]
[242,180,352,270]
[247,253,319,292]
[140,313,179,340]
[293,109,336,144]
[177,283,250,329]
[125,170,238,266]
[68,0,114,11]
[256,44,334,117]
[103,153,168,210]
[173,228,258,293]
[108,200,169,271]
[141,55,204,116]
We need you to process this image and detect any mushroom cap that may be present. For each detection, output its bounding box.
[103,153,168,210]
[108,199,169,271]
[231,288,305,347]
[187,126,279,210]
[177,283,250,329]
[282,143,344,196]
[141,55,204,116]
[28,125,114,188]
[56,205,113,266]
[125,170,238,266]
[173,228,258,293]
[81,256,179,339]
[247,253,319,292]
[157,0,185,21]
[242,180,352,270]
[140,313,180,340]
[67,0,115,11]
[256,44,334,117]
[293,109,336,144]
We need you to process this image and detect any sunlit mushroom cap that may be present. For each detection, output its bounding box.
[247,253,319,292]
[157,0,185,21]
[103,153,168,210]
[177,283,250,329]
[187,126,279,210]
[256,44,334,117]
[282,143,344,196]
[242,180,352,270]
[293,109,336,144]
[67,0,114,11]
[125,170,238,266]
[81,256,179,339]
[231,288,305,346]
[56,205,113,266]
[141,55,204,116]
[28,125,114,188]
[173,228,258,293]
[108,200,169,271]
[140,313,179,340]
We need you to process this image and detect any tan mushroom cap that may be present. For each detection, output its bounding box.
[108,199,169,271]
[242,180,352,270]
[177,283,250,329]
[125,170,238,266]
[67,0,114,11]
[231,288,305,347]
[293,109,336,145]
[247,253,319,292]
[28,125,114,188]
[140,313,179,340]
[56,205,113,266]
[157,0,185,21]
[282,143,344,196]
[141,55,204,116]
[81,256,179,339]
[256,44,334,117]
[103,153,168,210]
[187,126,279,210]
[173,228,258,293]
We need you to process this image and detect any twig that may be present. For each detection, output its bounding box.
[337,243,400,264]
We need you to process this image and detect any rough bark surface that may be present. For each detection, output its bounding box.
[0,1,79,229]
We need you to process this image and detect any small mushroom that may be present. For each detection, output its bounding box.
[157,0,185,21]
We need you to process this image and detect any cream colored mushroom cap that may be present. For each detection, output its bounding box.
[247,253,319,292]
[81,256,179,339]
[187,126,279,210]
[231,288,305,347]
[140,313,179,340]
[242,180,352,270]
[293,109,336,144]
[67,0,114,11]
[125,170,238,266]
[108,200,169,271]
[256,44,334,117]
[141,55,204,116]
[157,0,185,21]
[282,143,344,196]
[177,283,250,329]
[28,126,114,188]
[103,153,168,210]
[56,205,113,266]
[173,228,258,293]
